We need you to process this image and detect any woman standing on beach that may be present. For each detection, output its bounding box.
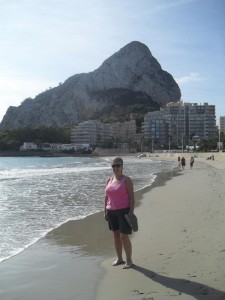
[104,157,135,269]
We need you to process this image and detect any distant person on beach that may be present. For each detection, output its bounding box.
[190,156,194,169]
[178,156,181,168]
[181,157,186,169]
[104,157,135,269]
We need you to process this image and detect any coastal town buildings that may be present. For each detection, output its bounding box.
[142,110,168,146]
[14,102,222,153]
[71,117,139,147]
[111,119,137,142]
[19,142,92,153]
[71,120,112,145]
[143,102,216,148]
[70,102,217,150]
[20,142,38,151]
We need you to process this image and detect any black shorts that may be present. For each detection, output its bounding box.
[107,208,132,234]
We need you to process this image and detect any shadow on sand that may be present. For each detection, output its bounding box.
[133,265,225,300]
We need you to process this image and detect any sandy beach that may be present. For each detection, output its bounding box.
[0,153,224,299]
[96,153,225,300]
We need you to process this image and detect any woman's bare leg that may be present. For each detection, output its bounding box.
[112,230,123,265]
[120,233,133,268]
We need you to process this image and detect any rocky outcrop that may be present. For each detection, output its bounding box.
[0,41,181,129]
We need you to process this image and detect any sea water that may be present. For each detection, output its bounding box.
[0,155,176,263]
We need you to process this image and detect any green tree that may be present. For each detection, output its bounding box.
[0,126,71,151]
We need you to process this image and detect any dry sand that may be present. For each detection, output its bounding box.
[96,153,225,300]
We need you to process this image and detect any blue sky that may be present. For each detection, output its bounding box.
[0,0,224,125]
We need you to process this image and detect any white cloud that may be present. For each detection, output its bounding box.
[175,72,207,84]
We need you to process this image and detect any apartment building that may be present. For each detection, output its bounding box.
[188,103,216,142]
[143,111,168,145]
[111,119,137,142]
[71,120,112,145]
[143,102,216,147]
[71,118,139,146]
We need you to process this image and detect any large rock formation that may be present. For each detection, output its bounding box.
[0,41,181,129]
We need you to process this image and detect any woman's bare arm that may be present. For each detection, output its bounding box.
[125,176,135,214]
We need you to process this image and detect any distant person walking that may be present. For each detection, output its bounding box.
[178,156,181,168]
[190,156,194,169]
[181,157,186,169]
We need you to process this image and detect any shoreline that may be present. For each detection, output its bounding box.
[0,166,180,300]
[0,150,94,157]
[0,150,224,158]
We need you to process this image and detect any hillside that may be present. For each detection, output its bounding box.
[0,41,181,129]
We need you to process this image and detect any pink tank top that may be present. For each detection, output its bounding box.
[105,176,130,210]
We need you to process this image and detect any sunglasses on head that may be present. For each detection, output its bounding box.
[111,164,122,168]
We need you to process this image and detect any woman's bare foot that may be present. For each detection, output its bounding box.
[122,261,133,269]
[112,258,125,266]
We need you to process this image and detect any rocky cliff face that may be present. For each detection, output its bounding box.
[0,41,181,129]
